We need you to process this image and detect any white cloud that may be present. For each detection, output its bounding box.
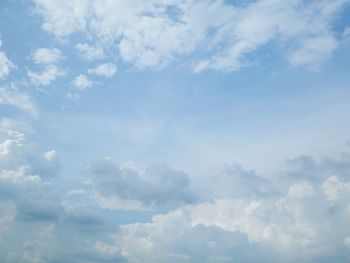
[322,176,350,202]
[87,63,117,78]
[0,85,37,117]
[75,43,104,61]
[73,74,92,90]
[0,37,15,79]
[288,182,314,199]
[31,48,63,64]
[83,150,350,262]
[27,65,65,86]
[0,53,14,80]
[287,35,338,70]
[110,172,350,262]
[27,48,65,86]
[33,0,350,71]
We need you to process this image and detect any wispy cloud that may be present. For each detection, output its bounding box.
[0,36,15,79]
[0,85,37,117]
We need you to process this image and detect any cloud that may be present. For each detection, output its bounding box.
[73,74,93,90]
[88,159,195,210]
[0,85,37,117]
[287,35,338,70]
[0,121,128,263]
[27,48,65,86]
[75,43,104,61]
[109,175,350,262]
[343,27,350,38]
[33,0,350,71]
[113,210,269,263]
[83,149,350,262]
[88,63,117,78]
[0,37,15,79]
[0,202,16,236]
[1,120,350,262]
[0,121,60,188]
[0,53,14,80]
[209,163,272,199]
[27,65,65,86]
[30,48,63,64]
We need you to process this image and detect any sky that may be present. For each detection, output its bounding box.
[0,0,350,262]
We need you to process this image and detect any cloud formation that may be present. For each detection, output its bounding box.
[0,37,14,79]
[34,0,350,71]
[75,43,105,61]
[73,74,93,90]
[88,159,196,210]
[88,63,117,78]
[1,117,350,262]
[0,85,37,117]
[27,48,65,86]
[107,158,350,262]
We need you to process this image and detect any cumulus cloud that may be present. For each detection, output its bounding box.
[33,0,350,71]
[0,120,72,262]
[87,63,117,78]
[27,48,65,86]
[109,176,350,262]
[1,123,350,262]
[88,159,195,210]
[0,85,37,117]
[75,43,104,61]
[74,149,350,263]
[73,74,93,90]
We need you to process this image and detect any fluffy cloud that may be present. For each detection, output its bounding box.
[75,43,105,61]
[88,63,117,78]
[0,85,37,117]
[76,150,350,263]
[1,121,350,262]
[33,0,350,71]
[88,159,195,210]
[73,74,93,90]
[27,48,65,86]
[27,65,65,86]
[30,48,63,64]
[109,176,350,263]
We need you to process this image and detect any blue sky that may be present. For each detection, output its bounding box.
[1,0,350,262]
